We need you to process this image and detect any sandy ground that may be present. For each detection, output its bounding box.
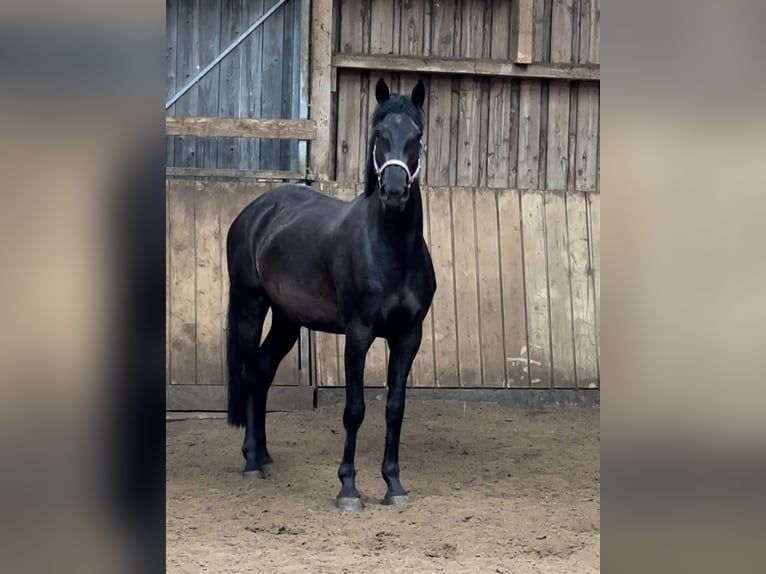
[167,400,600,573]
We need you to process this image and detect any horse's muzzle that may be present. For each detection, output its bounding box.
[380,188,410,211]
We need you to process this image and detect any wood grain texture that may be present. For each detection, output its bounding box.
[426,76,454,186]
[430,0,457,57]
[486,79,513,188]
[244,0,265,169]
[512,0,534,63]
[579,0,600,64]
[544,190,576,387]
[174,0,200,168]
[588,190,600,381]
[410,187,436,387]
[309,0,333,178]
[498,188,530,387]
[335,71,364,183]
[196,0,221,169]
[168,178,197,385]
[546,81,571,190]
[451,188,481,387]
[259,0,286,169]
[566,191,598,388]
[195,180,223,385]
[521,190,552,387]
[575,83,599,191]
[166,0,178,167]
[428,186,459,386]
[457,78,481,187]
[517,80,542,189]
[475,189,505,387]
[217,0,245,169]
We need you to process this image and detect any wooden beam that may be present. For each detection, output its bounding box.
[165,117,317,139]
[512,0,534,63]
[309,0,333,179]
[166,167,309,181]
[332,54,599,81]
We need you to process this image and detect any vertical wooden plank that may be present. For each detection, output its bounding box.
[365,338,388,387]
[370,0,395,54]
[475,189,505,387]
[426,76,453,186]
[588,190,600,379]
[456,79,480,187]
[567,191,598,388]
[218,0,244,169]
[544,191,576,387]
[281,0,298,170]
[336,71,364,183]
[400,0,424,55]
[431,0,457,57]
[166,0,177,167]
[546,81,570,190]
[511,0,534,63]
[195,180,223,385]
[314,332,341,386]
[459,0,483,58]
[174,0,200,167]
[168,178,197,385]
[578,0,600,64]
[338,0,368,184]
[166,181,171,381]
[428,186,459,387]
[498,188,529,387]
[260,0,286,170]
[196,0,221,169]
[546,0,573,190]
[242,1,265,170]
[309,0,333,179]
[517,80,542,189]
[575,84,599,191]
[451,188,481,387]
[521,190,552,387]
[490,0,511,59]
[551,0,574,62]
[411,187,436,387]
[486,79,512,189]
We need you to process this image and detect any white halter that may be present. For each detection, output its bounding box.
[372,140,423,189]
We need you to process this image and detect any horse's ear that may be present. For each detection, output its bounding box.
[375,78,390,104]
[411,80,426,109]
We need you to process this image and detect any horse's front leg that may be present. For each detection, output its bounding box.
[336,321,374,512]
[381,324,422,505]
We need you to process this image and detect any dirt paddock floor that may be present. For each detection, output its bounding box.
[167,400,600,573]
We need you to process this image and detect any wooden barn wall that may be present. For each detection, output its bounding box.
[166,178,302,389]
[315,0,600,389]
[166,0,302,172]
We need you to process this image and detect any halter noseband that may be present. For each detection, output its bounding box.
[372,140,422,189]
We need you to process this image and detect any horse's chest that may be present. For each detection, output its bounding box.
[373,288,424,336]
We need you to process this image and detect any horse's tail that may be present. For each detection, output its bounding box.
[226,278,248,428]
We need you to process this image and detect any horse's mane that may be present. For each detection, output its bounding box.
[364,94,424,195]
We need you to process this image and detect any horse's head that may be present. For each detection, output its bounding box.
[369,78,425,211]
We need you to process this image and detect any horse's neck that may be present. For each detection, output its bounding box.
[364,183,424,254]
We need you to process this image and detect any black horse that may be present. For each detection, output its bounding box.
[225,78,436,512]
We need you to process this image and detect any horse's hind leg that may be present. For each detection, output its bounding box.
[234,290,270,477]
[248,308,300,478]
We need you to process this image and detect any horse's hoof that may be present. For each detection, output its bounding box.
[259,463,274,479]
[337,497,363,513]
[383,494,409,506]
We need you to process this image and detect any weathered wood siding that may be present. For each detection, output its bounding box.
[311,184,599,389]
[321,0,600,388]
[166,0,302,171]
[167,178,302,387]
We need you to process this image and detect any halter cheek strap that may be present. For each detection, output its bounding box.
[373,141,422,188]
